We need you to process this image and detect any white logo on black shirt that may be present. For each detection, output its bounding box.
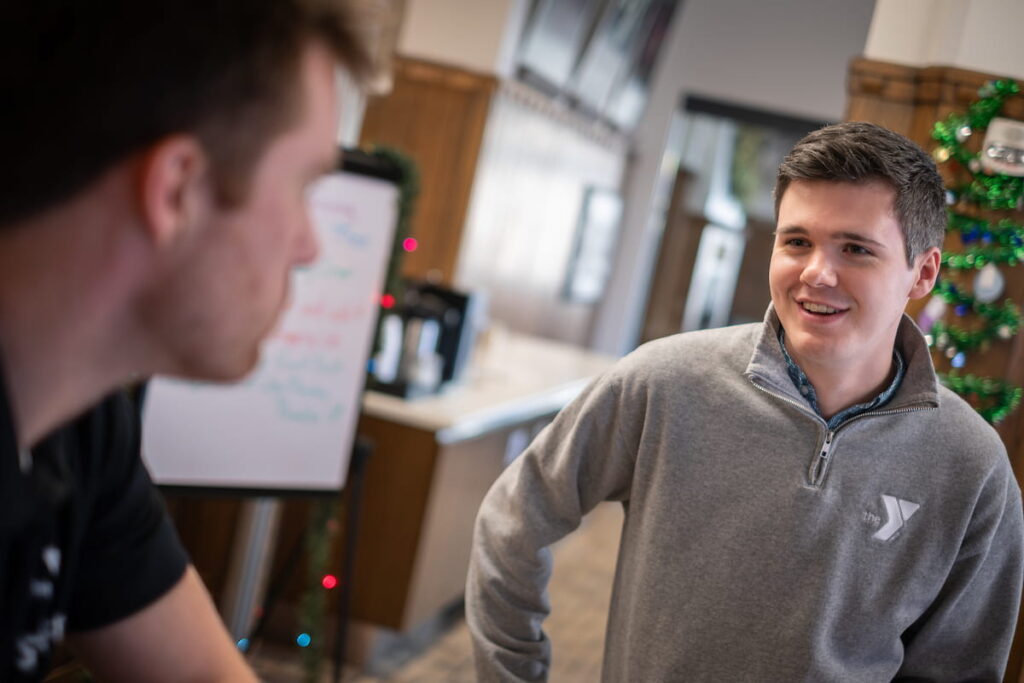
[14,545,66,674]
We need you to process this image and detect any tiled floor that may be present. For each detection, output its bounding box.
[252,502,624,682]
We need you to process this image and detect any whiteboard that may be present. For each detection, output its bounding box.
[141,163,398,492]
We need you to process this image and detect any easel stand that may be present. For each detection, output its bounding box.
[222,498,282,641]
[236,439,373,682]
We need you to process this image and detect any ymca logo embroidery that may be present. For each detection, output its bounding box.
[868,495,920,541]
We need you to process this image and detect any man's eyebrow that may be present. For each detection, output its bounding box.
[774,225,808,237]
[835,231,886,248]
[772,225,887,249]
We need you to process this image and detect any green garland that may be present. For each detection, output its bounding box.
[933,80,1023,211]
[369,146,421,299]
[946,212,1024,244]
[298,499,339,683]
[365,146,420,361]
[928,279,1020,354]
[941,245,1024,268]
[942,211,1024,268]
[930,319,1015,355]
[928,79,1024,423]
[939,372,1023,424]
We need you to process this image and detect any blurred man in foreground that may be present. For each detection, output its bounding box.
[0,2,371,680]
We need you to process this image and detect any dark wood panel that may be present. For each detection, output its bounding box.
[342,415,440,628]
[640,168,700,343]
[360,57,497,284]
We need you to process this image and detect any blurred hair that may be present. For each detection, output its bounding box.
[1,0,374,226]
[774,121,946,264]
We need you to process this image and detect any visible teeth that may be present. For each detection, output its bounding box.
[802,302,838,314]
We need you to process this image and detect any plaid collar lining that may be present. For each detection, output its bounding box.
[777,327,906,430]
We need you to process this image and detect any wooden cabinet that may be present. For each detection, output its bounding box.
[359,57,497,284]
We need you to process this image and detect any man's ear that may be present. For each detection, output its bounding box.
[137,136,209,246]
[908,246,942,300]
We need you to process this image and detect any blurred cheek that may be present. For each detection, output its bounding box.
[295,209,319,263]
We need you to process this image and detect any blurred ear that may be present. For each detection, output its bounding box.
[908,247,941,300]
[137,136,209,247]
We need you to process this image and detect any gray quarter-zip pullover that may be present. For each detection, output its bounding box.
[467,307,1024,681]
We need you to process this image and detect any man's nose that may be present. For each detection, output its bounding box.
[799,249,838,288]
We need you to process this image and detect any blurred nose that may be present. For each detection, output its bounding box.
[294,209,320,266]
[799,249,838,288]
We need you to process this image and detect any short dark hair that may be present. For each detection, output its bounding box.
[774,121,946,264]
[1,0,374,226]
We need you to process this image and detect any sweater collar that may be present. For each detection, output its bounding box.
[745,303,939,413]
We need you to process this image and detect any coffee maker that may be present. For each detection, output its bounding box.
[369,282,484,398]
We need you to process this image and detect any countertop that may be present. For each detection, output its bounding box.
[361,332,617,444]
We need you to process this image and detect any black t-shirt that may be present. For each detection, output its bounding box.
[0,374,188,681]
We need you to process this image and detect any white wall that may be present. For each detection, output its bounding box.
[865,0,1024,79]
[454,85,627,346]
[590,0,877,355]
[397,0,529,77]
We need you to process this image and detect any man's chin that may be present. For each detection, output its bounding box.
[784,329,842,363]
[171,345,262,385]
[220,347,263,383]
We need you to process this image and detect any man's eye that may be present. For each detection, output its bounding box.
[845,244,872,255]
[785,238,809,247]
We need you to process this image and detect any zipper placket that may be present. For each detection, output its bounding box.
[750,379,936,488]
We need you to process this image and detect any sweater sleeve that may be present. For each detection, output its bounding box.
[465,369,638,682]
[896,457,1024,682]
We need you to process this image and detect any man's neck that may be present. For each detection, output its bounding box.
[0,178,154,448]
[794,349,897,421]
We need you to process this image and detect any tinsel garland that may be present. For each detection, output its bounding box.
[942,245,1024,268]
[370,146,421,300]
[928,79,1023,423]
[930,318,1015,355]
[930,279,1020,344]
[933,80,1023,212]
[298,500,338,683]
[939,372,1023,424]
[942,211,1024,268]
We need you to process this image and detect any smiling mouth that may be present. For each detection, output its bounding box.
[800,301,847,316]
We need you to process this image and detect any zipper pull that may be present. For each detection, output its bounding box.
[811,430,835,485]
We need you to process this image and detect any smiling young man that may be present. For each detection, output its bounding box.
[467,122,1024,681]
[0,2,371,681]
